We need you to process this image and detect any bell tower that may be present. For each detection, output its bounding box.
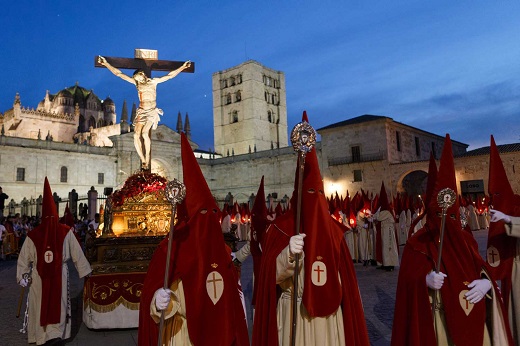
[212,60,288,156]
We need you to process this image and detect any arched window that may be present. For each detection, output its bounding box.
[235,91,241,102]
[268,110,272,123]
[60,166,68,183]
[226,93,232,105]
[97,119,105,128]
[232,111,239,123]
[230,77,235,86]
[89,116,96,129]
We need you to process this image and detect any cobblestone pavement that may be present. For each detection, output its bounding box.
[0,230,489,346]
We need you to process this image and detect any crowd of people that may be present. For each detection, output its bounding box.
[0,210,101,261]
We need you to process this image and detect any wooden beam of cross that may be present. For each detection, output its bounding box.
[94,49,195,77]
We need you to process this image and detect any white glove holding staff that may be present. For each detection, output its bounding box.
[154,288,172,311]
[426,271,447,290]
[289,234,306,257]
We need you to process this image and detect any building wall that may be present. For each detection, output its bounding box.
[0,136,117,203]
[320,118,388,167]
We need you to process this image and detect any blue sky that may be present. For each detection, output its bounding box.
[1,1,519,151]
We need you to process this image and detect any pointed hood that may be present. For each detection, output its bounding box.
[425,134,459,233]
[60,202,75,228]
[378,182,391,211]
[42,177,59,219]
[299,145,344,316]
[181,133,219,218]
[488,135,514,209]
[486,135,519,302]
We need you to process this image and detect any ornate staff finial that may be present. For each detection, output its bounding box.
[165,179,186,206]
[437,188,456,210]
[290,121,317,154]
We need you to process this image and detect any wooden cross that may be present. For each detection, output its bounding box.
[94,49,195,77]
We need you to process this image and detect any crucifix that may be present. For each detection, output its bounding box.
[95,49,195,171]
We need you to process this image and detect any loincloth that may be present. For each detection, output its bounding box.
[135,107,163,130]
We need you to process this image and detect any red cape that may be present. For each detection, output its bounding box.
[138,216,249,346]
[391,227,513,346]
[251,210,370,346]
[27,220,69,326]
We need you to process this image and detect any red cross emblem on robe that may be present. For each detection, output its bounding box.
[311,260,327,286]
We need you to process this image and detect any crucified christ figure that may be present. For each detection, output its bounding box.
[98,56,191,170]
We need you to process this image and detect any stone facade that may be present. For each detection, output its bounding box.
[0,136,116,205]
[212,60,288,156]
[0,84,121,146]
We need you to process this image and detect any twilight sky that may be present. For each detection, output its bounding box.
[1,1,519,151]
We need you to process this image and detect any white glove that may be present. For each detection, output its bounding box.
[363,224,368,229]
[425,271,447,290]
[154,288,172,311]
[489,209,511,224]
[231,252,237,261]
[465,279,491,304]
[19,278,29,288]
[289,234,306,256]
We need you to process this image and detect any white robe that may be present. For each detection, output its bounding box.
[357,212,370,261]
[276,246,345,345]
[150,279,193,346]
[375,210,399,267]
[16,230,92,345]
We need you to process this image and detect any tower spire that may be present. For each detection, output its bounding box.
[176,111,183,133]
[184,112,191,139]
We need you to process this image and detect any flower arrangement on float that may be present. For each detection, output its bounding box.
[111,171,168,207]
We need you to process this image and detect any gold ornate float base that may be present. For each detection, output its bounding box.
[87,172,172,275]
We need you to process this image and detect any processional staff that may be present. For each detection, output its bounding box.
[158,179,186,346]
[17,266,33,334]
[431,188,456,318]
[289,119,317,346]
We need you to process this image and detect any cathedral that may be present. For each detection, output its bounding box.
[1,60,519,217]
